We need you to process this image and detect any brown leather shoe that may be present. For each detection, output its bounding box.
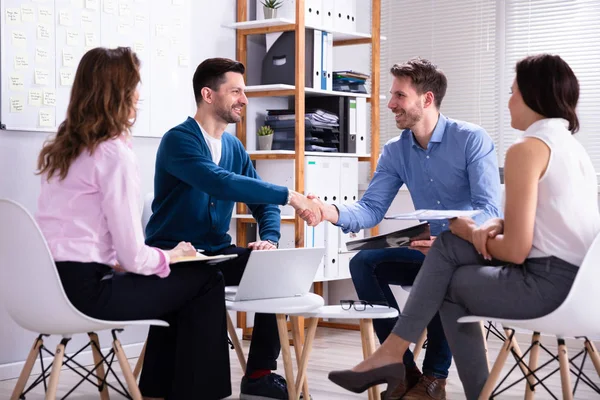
[401,375,447,400]
[380,365,423,400]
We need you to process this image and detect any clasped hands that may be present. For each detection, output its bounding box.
[288,191,335,226]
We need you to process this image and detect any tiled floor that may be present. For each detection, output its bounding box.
[1,327,598,399]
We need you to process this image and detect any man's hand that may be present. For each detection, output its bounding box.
[288,190,323,226]
[449,217,477,243]
[248,240,277,250]
[297,193,339,225]
[472,218,504,260]
[409,236,437,255]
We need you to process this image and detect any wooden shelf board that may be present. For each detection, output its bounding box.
[248,150,371,161]
[226,18,387,42]
[244,84,371,98]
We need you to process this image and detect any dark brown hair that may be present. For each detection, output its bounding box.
[390,57,448,108]
[516,54,580,133]
[193,58,245,104]
[37,47,140,180]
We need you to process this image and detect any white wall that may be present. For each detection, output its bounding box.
[0,0,237,377]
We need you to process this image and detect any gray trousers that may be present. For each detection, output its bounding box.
[392,231,579,400]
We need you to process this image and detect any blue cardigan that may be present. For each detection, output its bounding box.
[145,117,288,252]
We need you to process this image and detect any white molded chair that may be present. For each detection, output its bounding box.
[0,198,167,400]
[459,233,600,399]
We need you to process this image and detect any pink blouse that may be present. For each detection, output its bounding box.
[36,135,170,277]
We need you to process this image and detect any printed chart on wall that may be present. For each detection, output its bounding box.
[0,0,192,137]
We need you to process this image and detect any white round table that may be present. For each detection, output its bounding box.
[292,305,399,400]
[226,293,324,400]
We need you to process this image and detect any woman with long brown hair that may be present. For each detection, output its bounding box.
[36,47,231,399]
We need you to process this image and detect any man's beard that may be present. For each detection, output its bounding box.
[216,103,242,124]
[395,105,423,130]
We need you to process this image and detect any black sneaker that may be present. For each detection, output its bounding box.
[240,373,288,400]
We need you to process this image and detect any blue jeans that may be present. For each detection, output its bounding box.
[349,247,452,379]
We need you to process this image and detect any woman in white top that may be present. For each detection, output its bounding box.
[36,47,232,400]
[328,54,600,399]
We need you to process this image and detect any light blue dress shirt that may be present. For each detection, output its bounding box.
[336,114,502,236]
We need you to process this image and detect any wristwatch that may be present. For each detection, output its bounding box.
[285,190,292,205]
[266,239,279,248]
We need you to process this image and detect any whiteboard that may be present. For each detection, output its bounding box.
[0,0,193,137]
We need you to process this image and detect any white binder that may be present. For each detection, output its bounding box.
[313,30,323,89]
[321,0,335,30]
[326,31,333,91]
[355,97,368,154]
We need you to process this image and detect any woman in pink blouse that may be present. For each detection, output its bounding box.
[35,47,231,400]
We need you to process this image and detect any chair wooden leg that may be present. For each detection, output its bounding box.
[481,322,490,370]
[412,329,427,361]
[132,339,146,381]
[227,311,247,373]
[88,333,110,400]
[276,314,297,400]
[504,328,537,390]
[557,338,573,400]
[293,317,319,400]
[524,332,541,400]
[46,339,69,400]
[113,338,142,400]
[584,339,600,378]
[290,316,310,399]
[11,336,44,400]
[363,319,381,400]
[478,329,515,400]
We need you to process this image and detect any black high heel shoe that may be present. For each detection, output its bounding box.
[328,363,405,398]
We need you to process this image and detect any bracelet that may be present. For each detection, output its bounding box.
[286,190,292,205]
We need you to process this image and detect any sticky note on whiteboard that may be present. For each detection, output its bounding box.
[34,69,50,86]
[36,47,50,64]
[60,69,74,86]
[10,98,25,113]
[38,7,53,24]
[6,8,21,23]
[29,90,43,106]
[37,24,51,40]
[11,31,27,47]
[39,109,55,127]
[178,55,189,67]
[14,55,29,70]
[9,75,25,91]
[20,5,35,22]
[63,48,75,66]
[43,90,56,106]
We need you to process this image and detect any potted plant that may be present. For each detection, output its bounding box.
[261,0,283,19]
[257,125,274,150]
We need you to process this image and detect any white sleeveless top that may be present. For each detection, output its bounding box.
[523,118,600,266]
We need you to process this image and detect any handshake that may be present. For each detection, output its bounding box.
[288,190,338,227]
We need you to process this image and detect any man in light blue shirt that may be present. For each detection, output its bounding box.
[305,58,501,399]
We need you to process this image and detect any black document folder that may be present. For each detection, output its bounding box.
[345,222,431,251]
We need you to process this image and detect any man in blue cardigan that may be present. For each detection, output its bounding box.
[146,58,318,400]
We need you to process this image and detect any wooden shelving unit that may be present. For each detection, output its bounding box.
[234,0,382,337]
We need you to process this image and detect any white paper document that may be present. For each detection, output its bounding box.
[385,209,482,220]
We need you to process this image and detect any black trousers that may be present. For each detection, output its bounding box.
[56,261,231,400]
[205,246,281,373]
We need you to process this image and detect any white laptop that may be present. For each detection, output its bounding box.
[225,247,325,301]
